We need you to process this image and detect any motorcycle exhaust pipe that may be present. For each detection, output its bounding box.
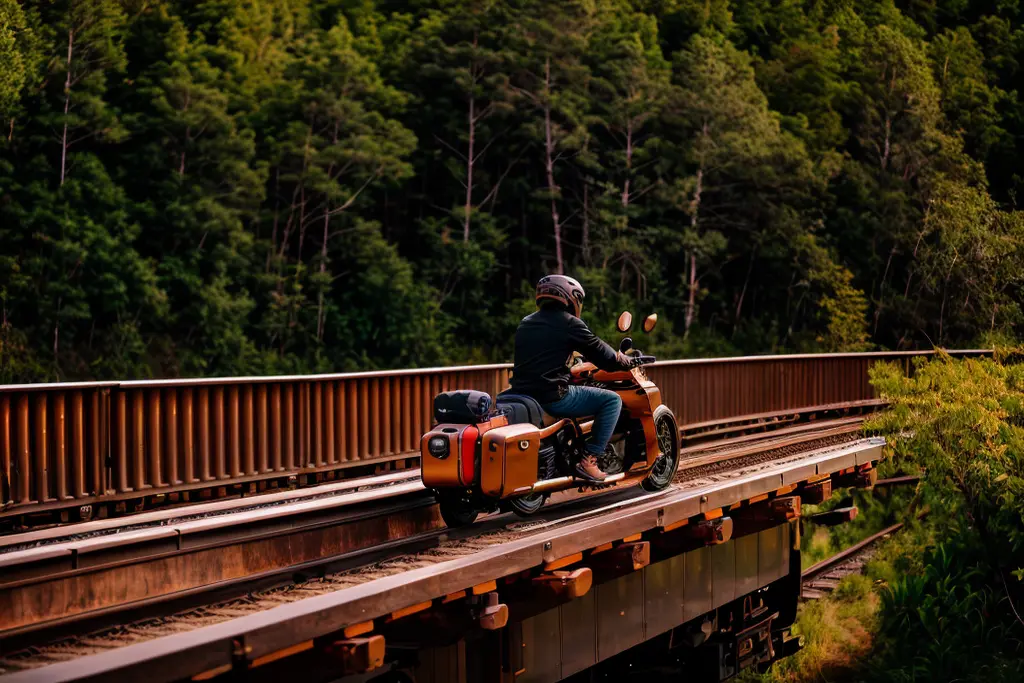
[514,472,629,496]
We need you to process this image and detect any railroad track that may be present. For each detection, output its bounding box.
[800,521,905,600]
[0,436,885,682]
[0,424,874,673]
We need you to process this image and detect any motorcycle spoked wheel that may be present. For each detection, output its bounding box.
[437,492,479,528]
[510,492,547,517]
[641,405,680,492]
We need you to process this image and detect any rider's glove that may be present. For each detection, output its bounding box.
[616,351,634,369]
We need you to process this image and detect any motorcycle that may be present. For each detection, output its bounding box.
[420,311,680,528]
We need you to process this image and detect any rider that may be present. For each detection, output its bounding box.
[509,275,636,483]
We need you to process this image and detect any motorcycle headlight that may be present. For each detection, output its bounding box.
[427,436,450,459]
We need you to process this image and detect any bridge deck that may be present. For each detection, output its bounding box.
[1,437,884,683]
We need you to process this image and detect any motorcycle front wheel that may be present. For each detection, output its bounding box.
[641,405,680,492]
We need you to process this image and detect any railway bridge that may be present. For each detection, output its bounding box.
[0,351,986,683]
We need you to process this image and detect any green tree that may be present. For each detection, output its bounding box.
[867,353,1024,681]
[506,0,595,274]
[664,32,819,339]
[43,0,129,186]
[126,9,265,374]
[584,3,672,289]
[260,16,418,365]
[930,26,1007,161]
[0,0,40,129]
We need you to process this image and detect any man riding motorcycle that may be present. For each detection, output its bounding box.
[509,275,637,483]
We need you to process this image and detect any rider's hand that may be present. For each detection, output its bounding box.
[616,351,634,369]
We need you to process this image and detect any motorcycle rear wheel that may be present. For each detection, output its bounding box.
[510,493,546,517]
[641,406,680,492]
[437,493,479,528]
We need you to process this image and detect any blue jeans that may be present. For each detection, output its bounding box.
[543,386,622,456]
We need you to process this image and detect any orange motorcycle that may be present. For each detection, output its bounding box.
[420,311,680,527]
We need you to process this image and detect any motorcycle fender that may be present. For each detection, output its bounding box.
[481,423,541,498]
[623,386,661,463]
[643,420,660,464]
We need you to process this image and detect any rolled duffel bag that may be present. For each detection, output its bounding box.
[433,390,493,424]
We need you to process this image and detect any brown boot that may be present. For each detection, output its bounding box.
[575,453,609,483]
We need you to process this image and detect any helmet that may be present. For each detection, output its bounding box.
[536,275,586,317]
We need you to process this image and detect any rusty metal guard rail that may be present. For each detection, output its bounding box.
[0,351,988,516]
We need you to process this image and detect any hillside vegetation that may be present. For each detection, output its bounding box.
[2,0,1023,380]
[743,352,1024,682]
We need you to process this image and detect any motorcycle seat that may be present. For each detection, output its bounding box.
[495,392,558,427]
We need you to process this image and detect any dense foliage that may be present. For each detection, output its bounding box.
[2,0,1023,380]
[864,353,1024,681]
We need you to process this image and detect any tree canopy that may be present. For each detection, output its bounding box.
[2,0,1023,381]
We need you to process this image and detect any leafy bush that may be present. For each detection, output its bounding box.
[864,352,1024,681]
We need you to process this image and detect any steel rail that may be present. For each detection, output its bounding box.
[800,521,905,602]
[0,527,454,656]
[0,470,422,552]
[0,437,885,683]
[0,486,645,654]
[802,520,907,584]
[802,509,930,587]
[678,399,882,444]
[0,482,440,637]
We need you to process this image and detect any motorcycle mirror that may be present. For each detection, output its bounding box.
[616,311,632,333]
[642,313,658,333]
[619,337,633,353]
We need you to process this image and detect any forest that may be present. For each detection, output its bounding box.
[1,0,1023,381]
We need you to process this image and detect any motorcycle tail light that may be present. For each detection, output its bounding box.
[428,436,449,459]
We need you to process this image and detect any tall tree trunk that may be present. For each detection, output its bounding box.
[881,113,891,170]
[293,128,313,284]
[280,128,313,263]
[179,123,190,176]
[317,209,329,341]
[582,178,591,265]
[464,89,475,243]
[685,252,697,338]
[621,120,632,209]
[268,168,280,273]
[684,122,708,339]
[60,29,75,187]
[734,250,756,330]
[179,89,191,177]
[316,122,341,340]
[543,58,563,274]
[463,40,480,243]
[53,296,62,361]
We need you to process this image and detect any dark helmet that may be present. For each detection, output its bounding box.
[536,274,586,317]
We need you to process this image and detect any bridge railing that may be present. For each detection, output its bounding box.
[0,350,989,515]
[647,350,990,426]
